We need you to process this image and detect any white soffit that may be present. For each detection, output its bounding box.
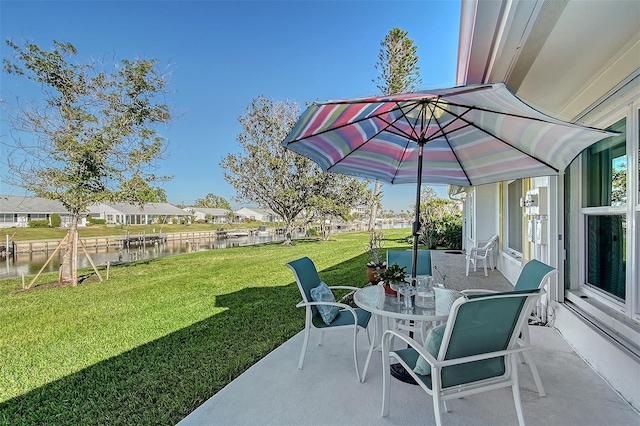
[511,0,640,121]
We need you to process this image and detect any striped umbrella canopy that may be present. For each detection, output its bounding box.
[282,82,614,276]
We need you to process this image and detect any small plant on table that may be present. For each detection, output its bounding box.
[376,262,408,295]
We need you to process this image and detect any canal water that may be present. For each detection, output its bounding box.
[0,233,290,280]
[0,223,410,280]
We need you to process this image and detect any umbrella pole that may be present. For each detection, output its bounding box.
[387,139,425,387]
[411,140,425,280]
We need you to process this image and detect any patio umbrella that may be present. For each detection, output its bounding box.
[282,82,614,278]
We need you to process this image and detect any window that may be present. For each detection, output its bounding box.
[563,92,639,355]
[581,118,628,301]
[507,179,523,255]
[0,214,16,223]
[586,215,626,300]
[582,119,627,207]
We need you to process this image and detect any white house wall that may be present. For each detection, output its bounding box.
[456,0,640,409]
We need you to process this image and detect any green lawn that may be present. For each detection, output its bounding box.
[0,229,411,425]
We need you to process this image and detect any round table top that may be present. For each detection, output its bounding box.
[353,285,448,322]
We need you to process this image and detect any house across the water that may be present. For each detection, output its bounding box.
[87,202,191,225]
[0,195,78,228]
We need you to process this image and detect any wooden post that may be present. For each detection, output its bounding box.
[106,261,110,280]
[27,234,68,289]
[79,239,103,282]
[21,273,25,289]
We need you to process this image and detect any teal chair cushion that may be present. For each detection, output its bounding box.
[312,308,371,329]
[413,323,447,375]
[310,281,339,325]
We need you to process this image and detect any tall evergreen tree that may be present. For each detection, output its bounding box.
[368,28,421,231]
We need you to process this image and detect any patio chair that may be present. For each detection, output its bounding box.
[387,249,432,276]
[465,235,499,276]
[461,259,557,396]
[386,249,433,340]
[286,257,371,382]
[382,289,543,426]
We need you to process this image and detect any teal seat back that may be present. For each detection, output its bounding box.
[286,257,322,316]
[513,259,556,292]
[387,250,432,276]
[441,290,538,388]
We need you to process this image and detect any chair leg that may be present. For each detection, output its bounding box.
[432,369,444,426]
[298,326,311,370]
[465,257,471,276]
[519,325,530,364]
[352,327,362,382]
[381,339,391,417]
[483,259,488,276]
[511,357,526,426]
[317,331,325,346]
[522,350,546,396]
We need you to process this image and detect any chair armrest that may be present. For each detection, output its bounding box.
[460,289,498,295]
[328,285,361,292]
[295,301,361,324]
[382,329,438,367]
[470,247,489,256]
[438,345,530,367]
[296,300,352,310]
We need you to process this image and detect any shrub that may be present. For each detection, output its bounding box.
[50,213,61,228]
[28,219,50,228]
[437,213,463,249]
[306,228,319,237]
[88,218,106,225]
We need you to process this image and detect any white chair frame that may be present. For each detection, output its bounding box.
[466,235,499,276]
[382,291,542,426]
[287,258,371,382]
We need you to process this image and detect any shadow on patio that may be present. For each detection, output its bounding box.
[179,251,639,426]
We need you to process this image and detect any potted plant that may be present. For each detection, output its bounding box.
[376,262,409,296]
[364,231,386,283]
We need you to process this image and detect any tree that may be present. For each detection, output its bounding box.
[220,96,370,245]
[368,27,422,231]
[194,193,231,209]
[611,163,627,206]
[2,40,172,286]
[418,192,462,249]
[120,175,168,203]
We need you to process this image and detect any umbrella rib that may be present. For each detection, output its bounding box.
[440,99,610,133]
[287,100,423,144]
[434,83,603,132]
[387,100,432,184]
[427,106,561,173]
[430,114,473,187]
[325,100,423,175]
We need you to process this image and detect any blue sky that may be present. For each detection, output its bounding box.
[0,0,461,212]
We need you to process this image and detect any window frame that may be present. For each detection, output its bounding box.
[502,178,524,259]
[575,102,639,320]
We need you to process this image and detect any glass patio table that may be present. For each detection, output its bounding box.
[354,284,449,383]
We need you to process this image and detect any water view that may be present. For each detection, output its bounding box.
[1,222,410,280]
[0,233,289,280]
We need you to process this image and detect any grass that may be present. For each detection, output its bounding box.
[0,229,411,425]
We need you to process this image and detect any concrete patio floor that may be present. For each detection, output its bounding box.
[179,251,639,426]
